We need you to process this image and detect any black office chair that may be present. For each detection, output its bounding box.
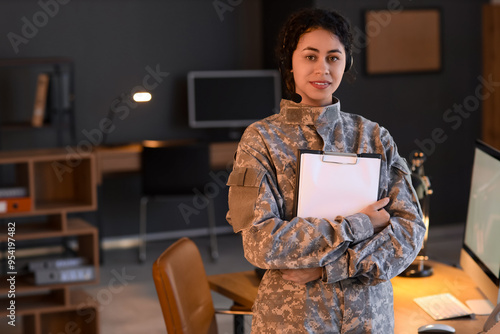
[139,140,218,262]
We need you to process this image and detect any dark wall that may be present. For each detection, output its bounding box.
[0,0,262,146]
[0,0,262,237]
[313,0,486,226]
[261,0,314,69]
[0,0,488,238]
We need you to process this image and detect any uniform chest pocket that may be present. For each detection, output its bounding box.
[227,167,266,232]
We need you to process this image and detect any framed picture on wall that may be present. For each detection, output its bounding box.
[364,8,442,75]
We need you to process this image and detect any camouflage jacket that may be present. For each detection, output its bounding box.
[226,98,426,333]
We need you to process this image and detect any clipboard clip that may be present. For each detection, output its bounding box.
[322,152,358,165]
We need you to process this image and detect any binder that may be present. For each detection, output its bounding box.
[33,265,95,285]
[0,187,28,198]
[28,256,87,272]
[0,197,31,213]
[294,150,382,220]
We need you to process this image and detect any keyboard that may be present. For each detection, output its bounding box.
[414,293,474,320]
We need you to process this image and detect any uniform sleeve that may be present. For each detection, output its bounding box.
[226,137,375,270]
[322,142,426,285]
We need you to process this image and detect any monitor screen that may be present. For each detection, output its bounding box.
[187,70,281,129]
[460,140,500,305]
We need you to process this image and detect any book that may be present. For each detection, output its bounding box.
[33,265,95,285]
[0,186,28,198]
[28,256,87,272]
[32,73,50,127]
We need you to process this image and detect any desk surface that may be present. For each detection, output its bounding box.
[95,141,238,184]
[208,261,488,334]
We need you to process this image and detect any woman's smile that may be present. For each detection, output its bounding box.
[309,80,332,89]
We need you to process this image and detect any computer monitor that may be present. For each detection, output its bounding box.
[187,70,281,129]
[460,140,500,306]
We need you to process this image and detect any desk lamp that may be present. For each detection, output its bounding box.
[400,151,434,278]
[101,91,152,145]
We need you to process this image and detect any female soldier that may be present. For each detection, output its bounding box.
[226,8,425,333]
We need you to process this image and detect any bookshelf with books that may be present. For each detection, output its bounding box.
[0,148,100,334]
[0,57,76,150]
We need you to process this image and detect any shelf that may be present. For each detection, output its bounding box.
[0,289,66,316]
[0,149,97,219]
[0,148,90,161]
[0,272,99,295]
[0,57,73,67]
[0,217,96,242]
[0,203,98,219]
[0,289,97,317]
[0,122,52,130]
[0,218,99,295]
[34,201,96,214]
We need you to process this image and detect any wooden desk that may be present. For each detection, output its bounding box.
[208,270,259,310]
[207,261,488,333]
[95,141,238,184]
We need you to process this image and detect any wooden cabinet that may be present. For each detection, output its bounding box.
[482,5,500,149]
[0,148,99,334]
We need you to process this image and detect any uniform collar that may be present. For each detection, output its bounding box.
[280,97,341,125]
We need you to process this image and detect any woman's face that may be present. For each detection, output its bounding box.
[291,28,346,107]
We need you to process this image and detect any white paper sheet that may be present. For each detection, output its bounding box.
[296,151,381,220]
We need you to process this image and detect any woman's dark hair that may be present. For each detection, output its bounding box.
[276,8,354,99]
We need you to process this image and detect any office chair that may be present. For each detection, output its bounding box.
[152,237,251,334]
[139,140,218,262]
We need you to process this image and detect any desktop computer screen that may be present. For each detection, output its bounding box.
[187,70,281,129]
[460,140,500,306]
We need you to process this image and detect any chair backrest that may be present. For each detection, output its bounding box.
[141,140,211,196]
[152,237,217,334]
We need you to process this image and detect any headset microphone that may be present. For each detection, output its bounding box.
[291,93,302,103]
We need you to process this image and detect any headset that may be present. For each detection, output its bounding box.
[344,53,353,73]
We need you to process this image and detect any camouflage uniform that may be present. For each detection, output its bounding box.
[226,99,426,333]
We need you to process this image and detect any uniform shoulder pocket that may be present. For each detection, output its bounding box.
[227,167,266,187]
[391,156,418,195]
[227,167,267,232]
[391,156,410,175]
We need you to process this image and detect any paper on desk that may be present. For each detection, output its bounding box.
[466,299,494,315]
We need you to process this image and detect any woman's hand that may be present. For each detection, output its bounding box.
[280,267,322,285]
[360,197,391,233]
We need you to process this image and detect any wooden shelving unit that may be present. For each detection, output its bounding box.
[0,148,99,334]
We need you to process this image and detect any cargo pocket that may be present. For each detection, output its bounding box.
[227,167,266,233]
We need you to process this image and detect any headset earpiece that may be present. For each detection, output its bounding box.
[345,54,353,73]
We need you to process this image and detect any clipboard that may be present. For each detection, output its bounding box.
[293,150,382,220]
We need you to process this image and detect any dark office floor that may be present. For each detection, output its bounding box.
[3,223,464,334]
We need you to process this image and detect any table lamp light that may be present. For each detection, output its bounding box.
[400,151,434,278]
